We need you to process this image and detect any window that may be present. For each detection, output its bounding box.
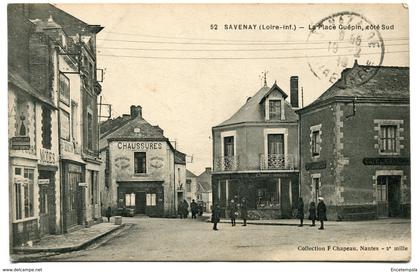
[59,73,70,106]
[146,193,156,206]
[14,168,34,220]
[87,112,93,150]
[223,136,234,157]
[60,110,71,141]
[41,106,52,149]
[134,152,147,174]
[269,100,281,120]
[125,193,135,206]
[380,125,397,153]
[186,180,192,192]
[267,134,285,169]
[311,130,320,157]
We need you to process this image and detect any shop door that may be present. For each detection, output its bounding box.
[39,185,49,236]
[377,175,401,217]
[135,192,146,214]
[65,172,80,229]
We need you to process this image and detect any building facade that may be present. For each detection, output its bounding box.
[196,167,213,212]
[99,105,186,217]
[8,4,103,247]
[184,170,198,204]
[298,62,410,220]
[212,79,300,219]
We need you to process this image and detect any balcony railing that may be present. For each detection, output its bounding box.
[260,154,295,170]
[215,156,239,171]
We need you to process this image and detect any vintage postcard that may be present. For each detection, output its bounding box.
[6,3,410,262]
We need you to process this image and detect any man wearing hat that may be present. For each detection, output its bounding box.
[317,197,327,230]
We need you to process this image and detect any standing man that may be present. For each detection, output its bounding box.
[240,197,248,226]
[211,204,221,231]
[183,199,189,219]
[229,199,238,226]
[297,197,304,227]
[178,200,184,219]
[190,199,198,219]
[317,197,327,230]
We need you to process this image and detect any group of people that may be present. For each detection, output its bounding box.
[211,196,328,231]
[211,196,248,231]
[178,199,203,219]
[296,197,327,230]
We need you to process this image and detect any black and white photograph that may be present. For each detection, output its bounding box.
[1,1,419,270]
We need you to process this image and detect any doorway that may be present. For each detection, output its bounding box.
[135,192,146,214]
[377,175,401,217]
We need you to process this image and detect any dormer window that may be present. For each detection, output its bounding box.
[269,100,281,120]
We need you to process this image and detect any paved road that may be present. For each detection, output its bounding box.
[43,217,411,261]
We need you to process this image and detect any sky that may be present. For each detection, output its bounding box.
[56,4,409,175]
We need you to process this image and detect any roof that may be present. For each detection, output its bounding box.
[301,63,409,111]
[8,70,56,109]
[197,180,212,192]
[215,83,298,128]
[186,169,197,178]
[175,150,186,165]
[99,115,167,150]
[25,4,103,35]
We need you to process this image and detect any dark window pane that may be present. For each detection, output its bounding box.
[134,152,146,174]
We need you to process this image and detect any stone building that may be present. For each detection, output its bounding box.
[212,78,300,219]
[8,4,103,247]
[196,167,213,212]
[298,62,410,220]
[99,105,186,217]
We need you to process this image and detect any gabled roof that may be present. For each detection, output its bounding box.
[197,180,212,192]
[215,82,298,128]
[99,115,166,150]
[260,82,288,103]
[186,169,197,178]
[301,63,409,112]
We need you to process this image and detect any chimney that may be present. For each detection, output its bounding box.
[130,105,142,118]
[290,76,299,108]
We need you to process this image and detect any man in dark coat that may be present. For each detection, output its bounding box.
[178,201,184,219]
[297,197,304,227]
[198,202,203,216]
[240,197,248,226]
[317,197,327,230]
[190,199,198,219]
[228,199,238,226]
[211,204,221,231]
[183,199,189,218]
[308,201,316,227]
[106,206,112,222]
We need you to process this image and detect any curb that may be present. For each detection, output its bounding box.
[13,224,125,254]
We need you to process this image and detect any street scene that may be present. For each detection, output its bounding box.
[6,3,410,263]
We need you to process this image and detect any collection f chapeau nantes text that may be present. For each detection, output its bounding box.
[297,245,408,252]
[210,23,395,31]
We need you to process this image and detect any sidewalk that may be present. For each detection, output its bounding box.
[13,220,124,254]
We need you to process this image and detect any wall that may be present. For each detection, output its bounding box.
[105,140,176,216]
[300,101,410,219]
[213,123,299,171]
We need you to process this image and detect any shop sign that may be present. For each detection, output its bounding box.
[10,136,30,150]
[39,148,56,165]
[305,160,327,171]
[78,182,88,187]
[38,179,50,185]
[117,141,163,150]
[363,157,410,166]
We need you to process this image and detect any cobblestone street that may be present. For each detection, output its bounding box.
[40,216,410,262]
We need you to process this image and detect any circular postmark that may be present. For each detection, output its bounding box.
[307,12,384,88]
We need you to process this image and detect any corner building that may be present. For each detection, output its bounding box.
[298,63,410,220]
[212,79,300,219]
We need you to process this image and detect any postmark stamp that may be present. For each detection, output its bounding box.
[307,12,385,87]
